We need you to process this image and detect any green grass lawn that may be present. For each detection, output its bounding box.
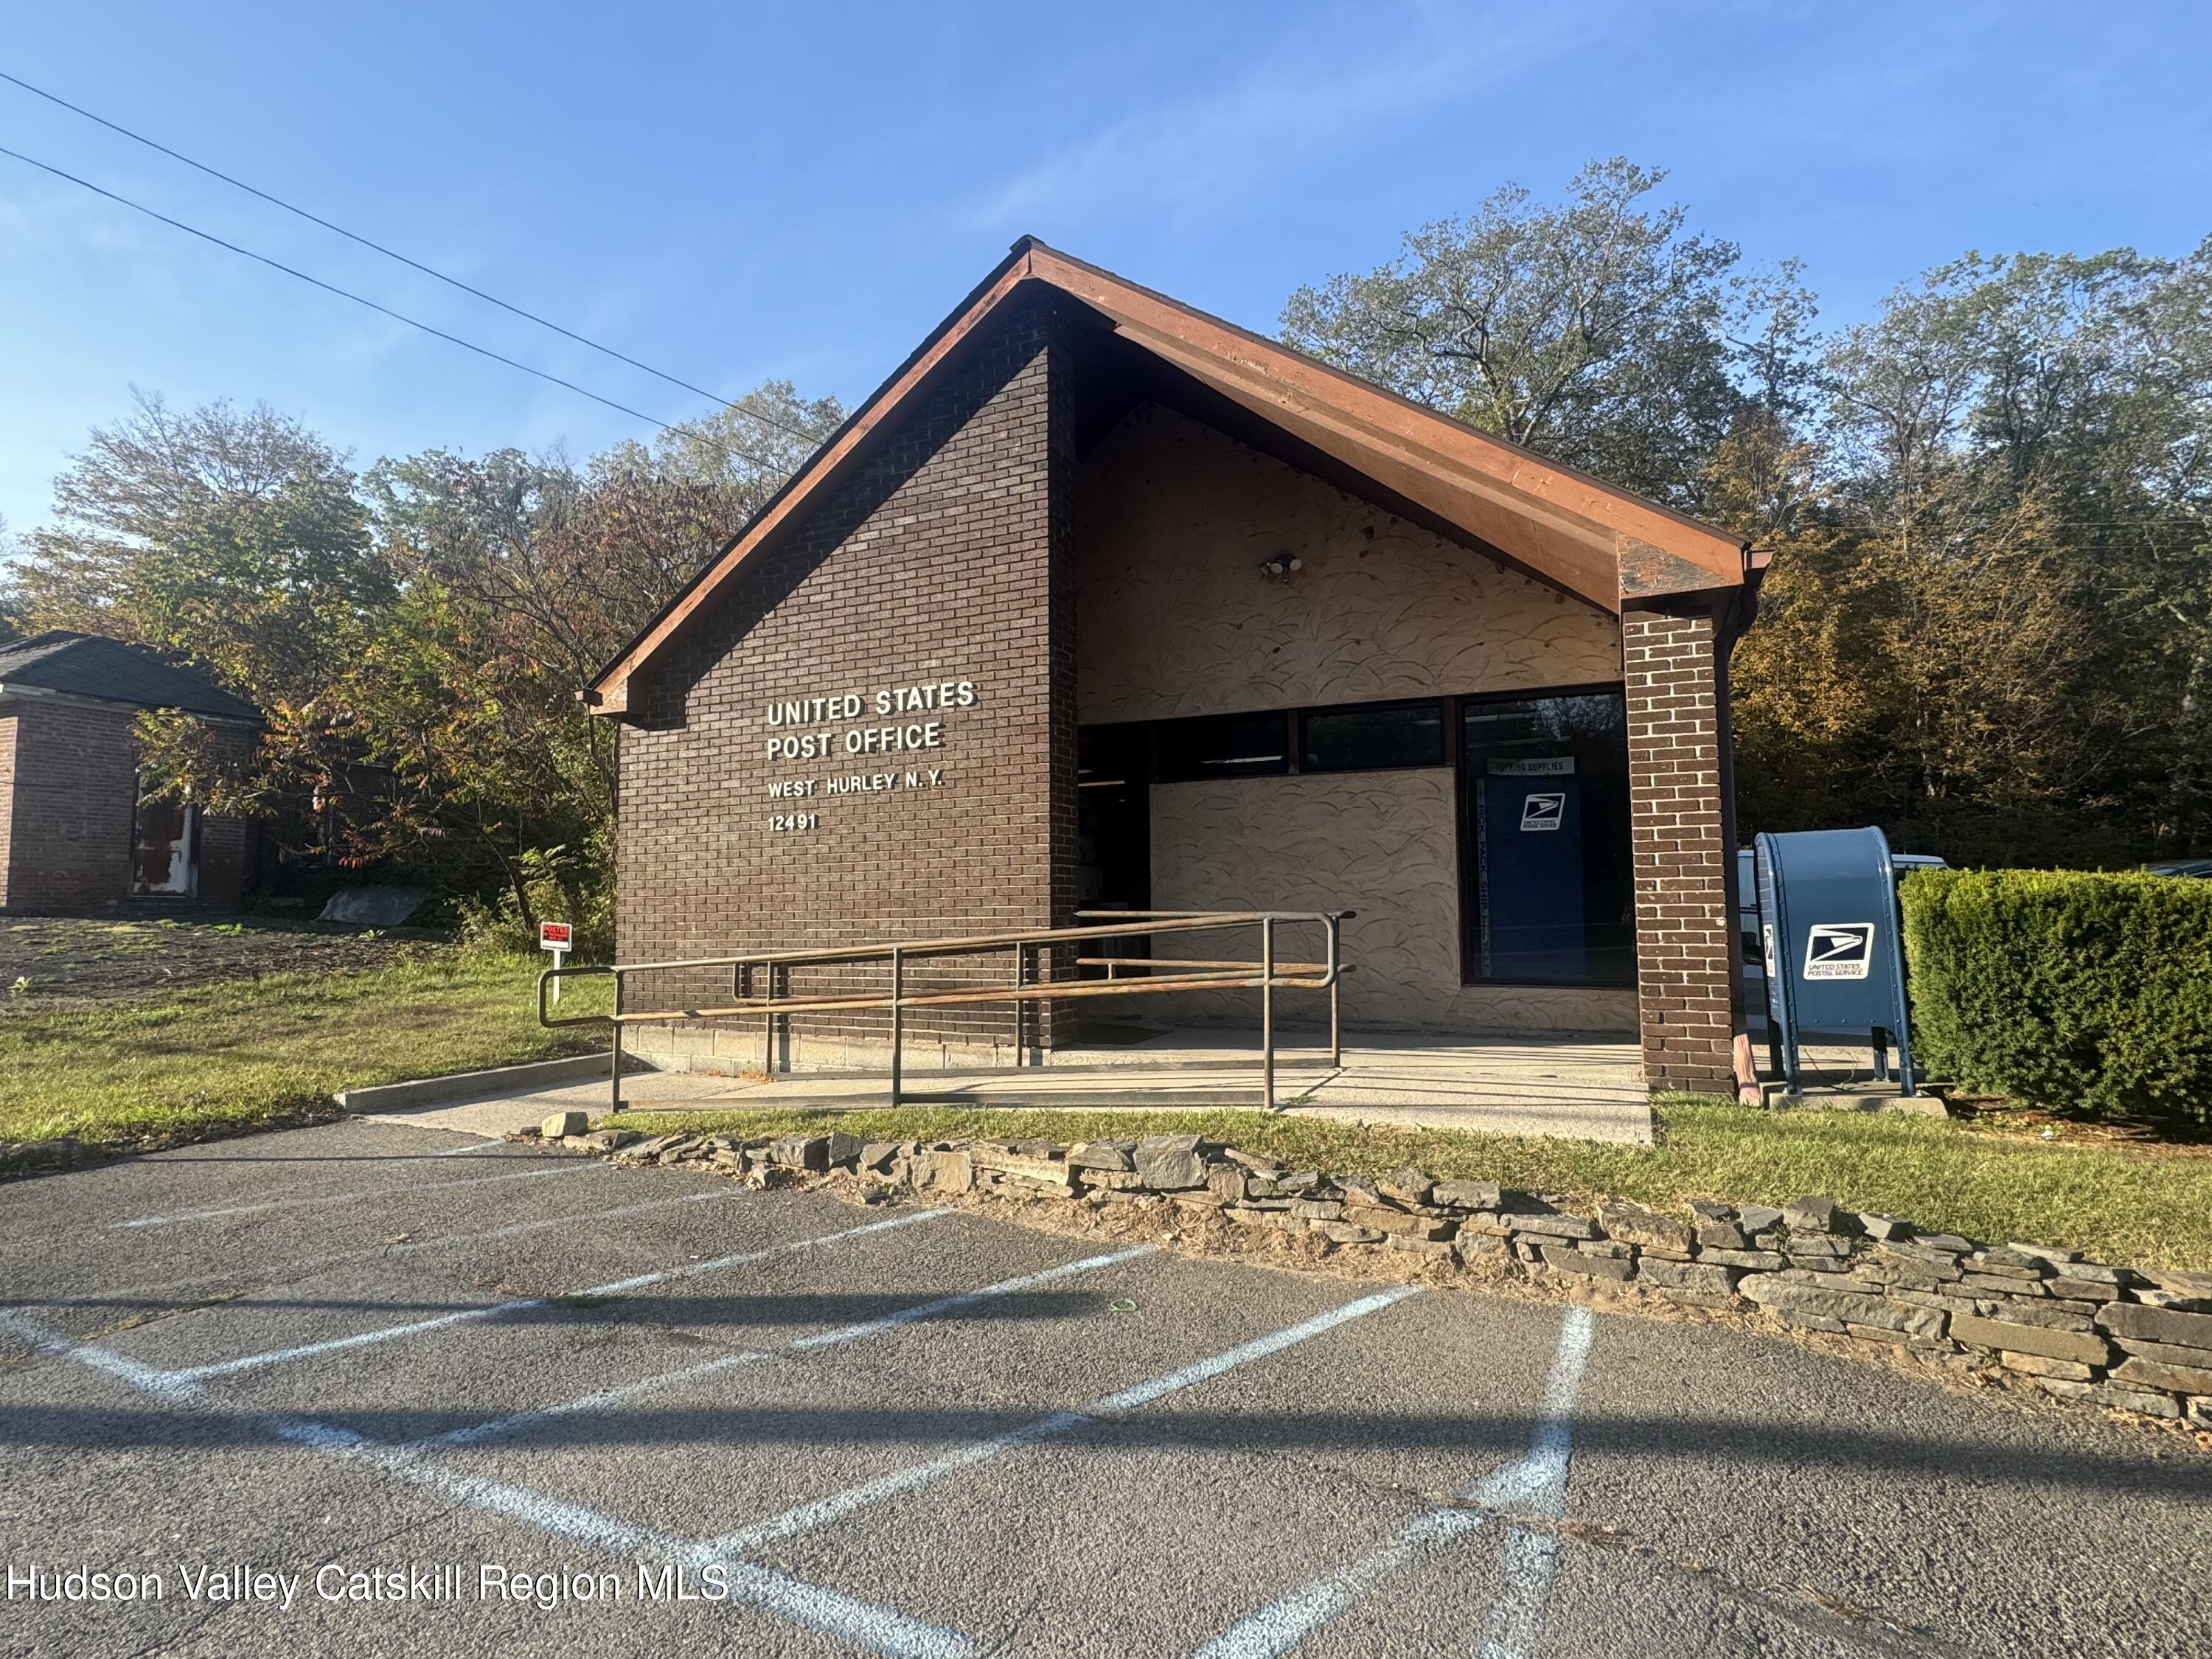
[604,1097,2212,1270]
[7,949,2206,1273]
[0,953,598,1157]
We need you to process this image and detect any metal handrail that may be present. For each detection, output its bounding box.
[538,909,1354,1116]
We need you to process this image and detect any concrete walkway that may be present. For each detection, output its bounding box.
[361,1030,1652,1145]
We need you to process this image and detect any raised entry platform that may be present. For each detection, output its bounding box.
[434,1028,1652,1146]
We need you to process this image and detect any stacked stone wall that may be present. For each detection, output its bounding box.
[557,1124,2212,1429]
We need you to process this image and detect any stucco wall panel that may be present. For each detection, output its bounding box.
[1076,406,1621,723]
[1149,771,1635,1035]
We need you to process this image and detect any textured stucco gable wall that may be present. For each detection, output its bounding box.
[1075,404,1621,722]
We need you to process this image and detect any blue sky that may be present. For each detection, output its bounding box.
[3,0,2208,538]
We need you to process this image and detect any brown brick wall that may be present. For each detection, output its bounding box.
[0,699,139,913]
[1623,607,1742,1094]
[616,292,1080,1065]
[0,699,260,914]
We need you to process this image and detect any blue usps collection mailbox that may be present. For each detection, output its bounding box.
[1751,827,1918,1096]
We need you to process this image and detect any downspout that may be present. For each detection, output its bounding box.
[1717,542,1771,1103]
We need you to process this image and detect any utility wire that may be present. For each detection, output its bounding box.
[0,141,797,476]
[0,66,821,453]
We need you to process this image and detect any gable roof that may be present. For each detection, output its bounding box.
[0,630,261,723]
[588,237,1756,714]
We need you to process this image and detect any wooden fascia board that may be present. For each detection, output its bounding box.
[589,250,1041,712]
[1026,246,1745,594]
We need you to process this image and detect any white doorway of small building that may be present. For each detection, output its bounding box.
[132,795,198,897]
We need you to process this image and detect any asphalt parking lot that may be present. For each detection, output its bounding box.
[2,1120,2207,1658]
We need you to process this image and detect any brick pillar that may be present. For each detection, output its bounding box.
[1623,606,1742,1096]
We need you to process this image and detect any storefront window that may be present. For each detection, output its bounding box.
[1155,710,1290,782]
[1460,691,1634,986]
[1301,700,1445,773]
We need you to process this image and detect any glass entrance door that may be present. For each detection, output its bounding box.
[1458,690,1634,986]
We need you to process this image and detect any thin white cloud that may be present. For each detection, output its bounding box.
[964,1,1620,232]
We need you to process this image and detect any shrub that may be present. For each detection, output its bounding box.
[1901,867,2212,1129]
[451,844,613,961]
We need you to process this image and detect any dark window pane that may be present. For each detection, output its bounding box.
[1155,710,1290,782]
[1076,725,1150,917]
[1460,691,1634,987]
[1301,702,1445,773]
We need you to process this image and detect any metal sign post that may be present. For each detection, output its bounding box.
[539,921,574,1004]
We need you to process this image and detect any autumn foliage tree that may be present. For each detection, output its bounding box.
[15,384,842,940]
[1288,164,2212,866]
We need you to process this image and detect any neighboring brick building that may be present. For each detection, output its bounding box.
[589,241,1765,1096]
[0,631,262,914]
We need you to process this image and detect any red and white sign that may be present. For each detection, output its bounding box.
[539,922,574,950]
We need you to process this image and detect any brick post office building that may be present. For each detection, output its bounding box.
[588,241,1766,1096]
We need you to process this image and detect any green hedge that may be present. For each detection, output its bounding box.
[1900,868,2212,1128]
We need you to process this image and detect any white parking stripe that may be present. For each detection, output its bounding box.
[167,1209,950,1382]
[0,1311,972,1659]
[418,1245,1158,1451]
[1189,1304,1597,1659]
[37,1189,737,1312]
[1472,1305,1595,1659]
[109,1163,588,1230]
[703,1287,1425,1559]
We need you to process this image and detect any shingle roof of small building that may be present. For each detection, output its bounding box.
[0,630,261,723]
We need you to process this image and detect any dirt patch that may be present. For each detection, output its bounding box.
[0,914,442,1011]
[1947,1096,2212,1154]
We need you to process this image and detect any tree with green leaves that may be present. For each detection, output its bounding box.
[1281,157,1815,513]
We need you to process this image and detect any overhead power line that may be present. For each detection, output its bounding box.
[0,140,797,476]
[0,67,821,453]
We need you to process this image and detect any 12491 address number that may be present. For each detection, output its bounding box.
[769,812,818,832]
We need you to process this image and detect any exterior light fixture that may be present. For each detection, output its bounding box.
[1259,552,1302,580]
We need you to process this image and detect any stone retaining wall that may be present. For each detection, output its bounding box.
[537,1117,2212,1430]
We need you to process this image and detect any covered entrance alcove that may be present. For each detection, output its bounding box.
[587,240,1763,1114]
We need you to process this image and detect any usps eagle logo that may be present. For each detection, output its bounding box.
[1519,793,1565,832]
[1803,923,1875,980]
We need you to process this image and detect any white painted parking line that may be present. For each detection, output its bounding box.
[702,1287,1425,1560]
[167,1209,951,1383]
[1,1311,973,1659]
[66,1189,741,1311]
[1472,1305,1595,1659]
[109,1163,588,1230]
[418,1245,1159,1452]
[35,1189,739,1313]
[1188,1305,1596,1659]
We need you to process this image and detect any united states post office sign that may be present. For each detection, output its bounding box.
[757,676,980,831]
[760,679,978,762]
